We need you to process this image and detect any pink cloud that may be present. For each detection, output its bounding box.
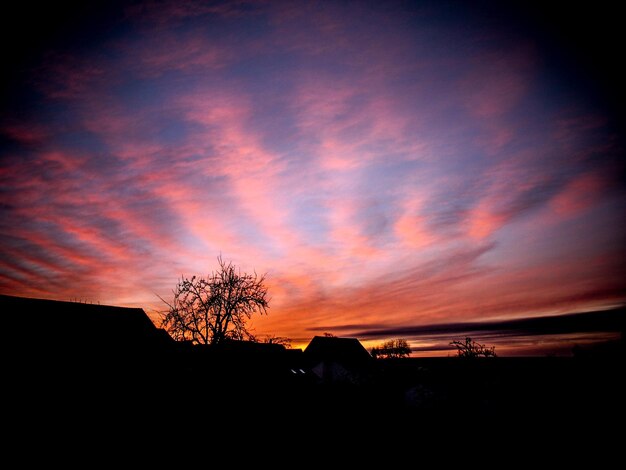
[39,94,269,261]
[172,89,324,263]
[461,153,562,240]
[394,200,436,248]
[1,214,174,307]
[549,172,606,218]
[466,205,507,239]
[25,85,296,277]
[291,76,430,171]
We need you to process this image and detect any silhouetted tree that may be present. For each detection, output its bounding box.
[261,335,292,348]
[323,332,335,337]
[160,256,269,345]
[450,337,497,358]
[371,338,412,359]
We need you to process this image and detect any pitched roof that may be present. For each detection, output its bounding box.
[303,335,372,365]
[1,293,172,351]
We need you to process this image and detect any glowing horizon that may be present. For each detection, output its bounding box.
[1,1,624,355]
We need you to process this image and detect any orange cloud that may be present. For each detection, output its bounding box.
[394,193,436,248]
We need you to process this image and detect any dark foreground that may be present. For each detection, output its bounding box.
[6,351,624,466]
[10,350,623,432]
[4,293,623,459]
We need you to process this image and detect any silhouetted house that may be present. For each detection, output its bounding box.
[1,293,174,377]
[303,335,372,384]
[2,294,184,422]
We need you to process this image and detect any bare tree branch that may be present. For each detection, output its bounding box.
[450,337,497,358]
[159,256,269,345]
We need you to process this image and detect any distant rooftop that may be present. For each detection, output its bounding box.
[303,335,372,365]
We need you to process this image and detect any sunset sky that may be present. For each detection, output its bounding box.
[1,0,624,355]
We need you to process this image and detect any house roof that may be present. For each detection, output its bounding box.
[1,293,173,351]
[303,335,372,365]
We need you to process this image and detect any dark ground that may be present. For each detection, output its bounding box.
[10,348,623,430]
[6,349,623,465]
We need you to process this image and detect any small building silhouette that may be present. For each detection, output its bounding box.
[303,335,372,383]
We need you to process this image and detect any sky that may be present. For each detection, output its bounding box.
[1,0,624,355]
